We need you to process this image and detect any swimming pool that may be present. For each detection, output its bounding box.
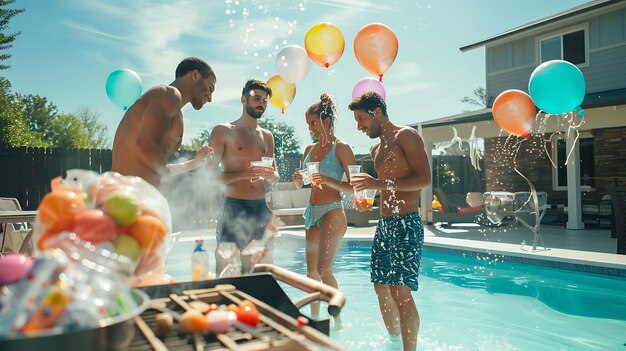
[167,234,626,351]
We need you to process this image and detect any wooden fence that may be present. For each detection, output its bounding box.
[0,147,112,210]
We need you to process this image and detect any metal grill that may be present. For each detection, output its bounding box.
[131,265,347,351]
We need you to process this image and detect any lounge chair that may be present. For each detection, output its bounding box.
[0,197,34,255]
[432,188,482,225]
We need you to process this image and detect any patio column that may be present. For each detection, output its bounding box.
[566,132,584,229]
[421,139,433,223]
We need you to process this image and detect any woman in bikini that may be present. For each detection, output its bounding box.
[292,93,357,320]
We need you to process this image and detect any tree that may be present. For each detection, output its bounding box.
[460,87,487,109]
[75,107,109,148]
[19,94,109,148]
[0,0,24,70]
[20,94,58,140]
[258,118,300,159]
[182,129,211,151]
[45,113,90,148]
[0,78,47,147]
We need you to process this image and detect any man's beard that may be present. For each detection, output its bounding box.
[247,104,264,119]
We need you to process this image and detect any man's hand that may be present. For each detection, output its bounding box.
[350,173,382,192]
[248,164,277,183]
[352,196,373,212]
[192,145,214,168]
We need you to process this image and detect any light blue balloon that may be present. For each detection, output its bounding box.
[528,60,585,115]
[105,69,142,110]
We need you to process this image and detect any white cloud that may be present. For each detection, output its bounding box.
[385,62,433,96]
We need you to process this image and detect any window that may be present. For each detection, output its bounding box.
[553,135,595,190]
[540,29,586,65]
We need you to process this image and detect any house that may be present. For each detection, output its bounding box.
[416,0,626,229]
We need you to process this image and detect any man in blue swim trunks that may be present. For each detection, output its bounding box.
[207,79,278,276]
[349,92,431,351]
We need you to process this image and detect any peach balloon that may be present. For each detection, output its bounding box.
[354,23,398,82]
[492,89,537,140]
[304,22,345,68]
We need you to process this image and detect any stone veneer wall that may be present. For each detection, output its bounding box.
[591,126,626,200]
[484,126,626,207]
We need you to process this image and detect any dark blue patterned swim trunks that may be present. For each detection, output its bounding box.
[370,212,424,291]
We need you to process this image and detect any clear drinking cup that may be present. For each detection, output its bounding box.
[300,169,311,186]
[361,189,377,206]
[306,162,320,187]
[261,157,274,167]
[348,165,363,201]
[250,160,264,182]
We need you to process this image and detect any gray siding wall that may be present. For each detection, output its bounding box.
[485,6,626,106]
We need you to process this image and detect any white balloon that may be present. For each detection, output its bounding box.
[275,45,310,84]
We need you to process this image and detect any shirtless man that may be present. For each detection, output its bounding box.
[111,57,216,191]
[207,79,278,275]
[348,92,431,351]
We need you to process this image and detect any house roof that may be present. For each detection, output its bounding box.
[460,0,626,52]
[411,108,492,129]
[415,88,626,129]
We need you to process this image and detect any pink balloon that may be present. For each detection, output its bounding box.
[0,254,34,286]
[352,77,386,100]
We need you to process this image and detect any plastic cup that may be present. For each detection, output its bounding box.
[300,169,311,185]
[348,165,363,200]
[361,189,377,206]
[306,162,320,187]
[347,165,361,177]
[261,157,274,167]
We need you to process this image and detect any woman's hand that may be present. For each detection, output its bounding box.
[292,170,303,189]
[310,172,327,189]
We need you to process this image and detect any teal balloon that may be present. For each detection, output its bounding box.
[106,69,142,110]
[528,60,585,115]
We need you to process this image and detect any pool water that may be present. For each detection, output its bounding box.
[166,235,626,351]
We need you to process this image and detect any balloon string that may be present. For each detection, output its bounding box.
[512,140,541,237]
[564,128,580,166]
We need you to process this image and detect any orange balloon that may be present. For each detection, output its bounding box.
[304,22,345,68]
[492,89,536,139]
[354,23,398,81]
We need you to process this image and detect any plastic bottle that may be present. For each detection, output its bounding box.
[191,240,210,281]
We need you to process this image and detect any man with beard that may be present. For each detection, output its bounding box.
[348,92,431,351]
[111,57,216,191]
[207,79,278,275]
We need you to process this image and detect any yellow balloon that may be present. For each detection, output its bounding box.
[267,75,296,113]
[304,22,345,68]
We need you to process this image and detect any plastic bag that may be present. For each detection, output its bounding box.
[33,169,173,285]
[0,233,144,337]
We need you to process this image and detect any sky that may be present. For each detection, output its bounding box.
[3,0,590,154]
